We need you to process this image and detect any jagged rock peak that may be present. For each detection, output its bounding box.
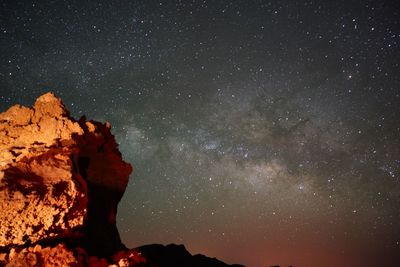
[33,92,69,117]
[0,92,84,166]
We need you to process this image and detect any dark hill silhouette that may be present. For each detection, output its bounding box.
[137,244,245,267]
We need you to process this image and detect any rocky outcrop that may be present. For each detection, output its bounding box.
[1,244,79,266]
[0,92,244,267]
[0,244,147,267]
[0,92,131,255]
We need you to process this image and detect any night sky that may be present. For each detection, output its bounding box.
[1,1,400,266]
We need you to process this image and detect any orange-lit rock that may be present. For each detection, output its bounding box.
[0,92,132,254]
[1,244,79,267]
[0,243,147,267]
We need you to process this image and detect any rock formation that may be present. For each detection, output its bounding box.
[0,92,132,264]
[0,92,243,267]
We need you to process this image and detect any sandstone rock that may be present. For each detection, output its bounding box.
[2,244,79,267]
[0,92,132,255]
[0,243,147,267]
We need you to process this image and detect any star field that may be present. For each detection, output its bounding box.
[1,1,400,266]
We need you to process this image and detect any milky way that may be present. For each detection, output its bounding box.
[1,1,400,266]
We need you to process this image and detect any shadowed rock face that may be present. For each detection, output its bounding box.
[0,92,132,255]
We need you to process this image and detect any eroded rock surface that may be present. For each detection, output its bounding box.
[0,92,132,253]
[0,243,147,267]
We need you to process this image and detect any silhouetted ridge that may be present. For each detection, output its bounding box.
[137,244,245,267]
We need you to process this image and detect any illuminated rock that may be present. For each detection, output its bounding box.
[0,92,132,254]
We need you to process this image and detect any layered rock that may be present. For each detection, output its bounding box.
[0,92,132,254]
